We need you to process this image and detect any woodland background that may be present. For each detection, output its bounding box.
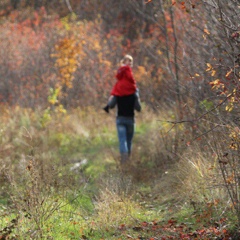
[0,0,239,239]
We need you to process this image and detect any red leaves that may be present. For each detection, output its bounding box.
[231,32,239,39]
[141,221,148,227]
[118,219,230,239]
[118,224,126,231]
[171,1,196,11]
[172,1,185,10]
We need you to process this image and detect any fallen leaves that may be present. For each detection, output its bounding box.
[116,218,231,240]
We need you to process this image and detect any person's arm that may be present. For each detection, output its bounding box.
[108,95,117,109]
[134,90,141,112]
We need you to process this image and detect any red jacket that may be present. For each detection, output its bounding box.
[111,65,137,96]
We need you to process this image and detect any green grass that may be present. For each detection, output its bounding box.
[0,107,238,239]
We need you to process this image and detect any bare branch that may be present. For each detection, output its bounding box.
[65,0,73,13]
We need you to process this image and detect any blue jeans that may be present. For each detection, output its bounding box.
[116,117,135,154]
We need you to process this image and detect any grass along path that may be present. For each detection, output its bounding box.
[0,107,238,239]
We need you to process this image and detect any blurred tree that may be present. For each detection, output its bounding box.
[11,0,20,9]
[34,0,43,9]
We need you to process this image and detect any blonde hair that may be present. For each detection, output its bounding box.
[120,54,133,67]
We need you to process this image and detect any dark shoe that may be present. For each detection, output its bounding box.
[103,105,109,113]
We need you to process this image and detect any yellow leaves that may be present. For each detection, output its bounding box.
[203,28,210,40]
[225,69,232,78]
[53,37,82,89]
[229,129,240,140]
[43,87,67,127]
[206,63,216,76]
[210,79,219,85]
[207,63,238,112]
[57,104,67,114]
[225,89,237,112]
[206,63,212,71]
[61,13,78,30]
[209,79,223,91]
[211,70,216,76]
[48,87,61,105]
[228,126,240,150]
[225,102,234,112]
[190,73,200,79]
[53,17,108,93]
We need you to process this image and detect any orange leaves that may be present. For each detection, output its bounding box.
[49,16,119,105]
[145,0,152,4]
[171,1,185,7]
[53,37,82,89]
[204,28,210,35]
[171,1,196,11]
[180,2,186,10]
[207,60,239,112]
[207,63,227,97]
[225,69,233,79]
[209,79,221,89]
[134,66,147,83]
[203,28,210,40]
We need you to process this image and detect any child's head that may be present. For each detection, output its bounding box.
[120,54,133,67]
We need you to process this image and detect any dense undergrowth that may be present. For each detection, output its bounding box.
[0,105,239,239]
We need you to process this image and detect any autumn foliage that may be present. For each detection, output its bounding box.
[1,1,238,113]
[0,1,210,109]
[0,1,239,239]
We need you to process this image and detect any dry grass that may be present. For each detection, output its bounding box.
[95,189,140,229]
[1,104,239,238]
